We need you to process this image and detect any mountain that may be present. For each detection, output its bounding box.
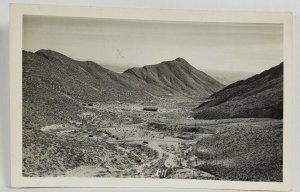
[193,62,283,119]
[23,49,159,103]
[23,49,161,129]
[123,58,224,98]
[23,50,224,129]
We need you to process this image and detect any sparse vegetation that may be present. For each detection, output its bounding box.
[195,122,283,181]
[194,63,283,119]
[22,50,283,182]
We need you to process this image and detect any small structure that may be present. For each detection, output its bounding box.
[88,103,93,106]
[143,107,158,112]
[142,141,149,145]
[136,159,142,163]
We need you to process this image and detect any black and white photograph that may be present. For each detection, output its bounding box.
[21,15,285,181]
[8,4,294,190]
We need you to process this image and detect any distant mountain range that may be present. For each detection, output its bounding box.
[193,62,283,119]
[23,50,223,101]
[23,49,283,129]
[201,69,255,85]
[22,49,224,128]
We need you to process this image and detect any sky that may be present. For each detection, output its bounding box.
[23,15,283,73]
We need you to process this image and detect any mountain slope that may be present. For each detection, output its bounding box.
[24,50,162,102]
[123,58,224,98]
[193,62,283,119]
[23,50,225,130]
[23,49,159,129]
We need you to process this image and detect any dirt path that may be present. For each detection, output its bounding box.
[147,141,177,168]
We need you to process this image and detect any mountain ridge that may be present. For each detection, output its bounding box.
[123,57,224,98]
[23,49,225,129]
[193,62,283,119]
[23,49,158,130]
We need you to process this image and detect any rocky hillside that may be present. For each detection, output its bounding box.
[23,50,224,129]
[23,50,159,129]
[24,50,161,102]
[193,62,283,119]
[123,58,224,98]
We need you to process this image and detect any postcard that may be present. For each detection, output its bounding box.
[10,4,293,191]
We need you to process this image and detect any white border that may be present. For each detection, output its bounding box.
[9,4,293,190]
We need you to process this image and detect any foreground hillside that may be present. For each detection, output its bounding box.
[194,119,282,181]
[124,58,224,98]
[194,63,283,119]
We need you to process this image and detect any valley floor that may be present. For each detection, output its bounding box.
[23,97,283,181]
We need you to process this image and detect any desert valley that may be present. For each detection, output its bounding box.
[22,49,283,181]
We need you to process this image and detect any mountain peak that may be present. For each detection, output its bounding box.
[35,49,63,56]
[151,57,192,69]
[174,57,187,63]
[163,57,189,65]
[35,49,68,61]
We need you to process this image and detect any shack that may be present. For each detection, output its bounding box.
[143,107,158,112]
